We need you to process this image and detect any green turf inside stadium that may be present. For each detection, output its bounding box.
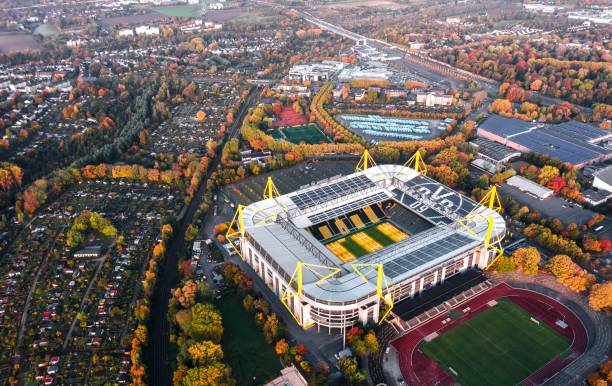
[419,298,570,386]
[275,124,330,144]
[328,222,402,259]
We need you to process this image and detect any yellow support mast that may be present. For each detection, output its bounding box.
[281,263,341,329]
[262,176,281,200]
[405,150,427,175]
[225,204,245,259]
[484,215,505,270]
[351,263,394,324]
[356,149,377,172]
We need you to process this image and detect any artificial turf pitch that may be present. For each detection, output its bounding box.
[277,124,330,144]
[419,298,570,386]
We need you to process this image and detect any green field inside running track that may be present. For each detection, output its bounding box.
[419,298,570,386]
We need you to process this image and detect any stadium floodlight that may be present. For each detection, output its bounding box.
[394,150,427,178]
[263,176,281,200]
[281,262,341,329]
[351,263,394,324]
[356,149,377,172]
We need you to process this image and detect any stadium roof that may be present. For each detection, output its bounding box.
[241,165,505,303]
[478,115,612,166]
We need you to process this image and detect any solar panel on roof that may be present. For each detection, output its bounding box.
[307,192,388,224]
[385,233,475,279]
[290,175,375,210]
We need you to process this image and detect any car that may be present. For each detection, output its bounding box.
[43,376,53,385]
[47,365,58,375]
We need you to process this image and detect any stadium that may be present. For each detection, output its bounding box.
[227,158,506,331]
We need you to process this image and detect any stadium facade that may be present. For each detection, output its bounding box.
[236,164,505,330]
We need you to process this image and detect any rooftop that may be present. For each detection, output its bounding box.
[479,115,612,165]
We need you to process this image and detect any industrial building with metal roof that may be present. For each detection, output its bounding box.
[477,115,612,167]
[231,164,505,331]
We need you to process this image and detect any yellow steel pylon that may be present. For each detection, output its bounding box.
[405,150,427,175]
[356,149,377,172]
[281,262,341,329]
[457,185,503,236]
[484,215,505,270]
[225,204,245,259]
[262,176,281,200]
[479,185,503,213]
[351,263,394,324]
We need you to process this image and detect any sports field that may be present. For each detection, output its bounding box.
[419,298,570,386]
[271,124,330,145]
[326,222,408,262]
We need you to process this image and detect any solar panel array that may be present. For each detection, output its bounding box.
[307,192,388,224]
[479,115,611,165]
[289,174,375,210]
[383,233,474,278]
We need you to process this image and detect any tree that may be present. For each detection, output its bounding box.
[180,363,235,386]
[190,303,223,343]
[588,282,612,311]
[493,255,517,272]
[185,224,199,242]
[263,313,282,344]
[187,341,224,366]
[337,356,366,385]
[275,338,289,356]
[512,247,541,275]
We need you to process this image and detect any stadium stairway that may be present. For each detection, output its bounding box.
[368,323,400,385]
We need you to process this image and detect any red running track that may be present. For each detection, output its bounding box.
[390,282,588,386]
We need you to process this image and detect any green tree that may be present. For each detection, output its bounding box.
[180,363,235,386]
[337,356,366,385]
[190,303,223,343]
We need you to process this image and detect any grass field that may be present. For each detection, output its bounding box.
[420,298,570,386]
[270,124,330,145]
[152,4,202,18]
[218,296,281,385]
[326,222,408,262]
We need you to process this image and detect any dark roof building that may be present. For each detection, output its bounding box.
[477,115,612,167]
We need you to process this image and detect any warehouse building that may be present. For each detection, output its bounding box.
[477,115,612,168]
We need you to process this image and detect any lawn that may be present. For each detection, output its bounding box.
[419,298,570,386]
[271,124,330,145]
[326,222,408,262]
[152,4,202,18]
[217,296,281,385]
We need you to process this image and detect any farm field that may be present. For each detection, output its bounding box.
[326,222,408,262]
[270,124,331,145]
[419,298,570,386]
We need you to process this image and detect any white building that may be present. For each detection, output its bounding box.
[415,90,453,107]
[236,165,505,330]
[118,28,134,37]
[506,175,554,200]
[592,165,612,192]
[288,61,347,82]
[135,26,160,36]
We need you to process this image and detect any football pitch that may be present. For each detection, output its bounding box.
[277,124,330,145]
[326,222,408,262]
[419,298,570,386]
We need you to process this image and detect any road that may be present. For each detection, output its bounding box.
[146,85,260,386]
